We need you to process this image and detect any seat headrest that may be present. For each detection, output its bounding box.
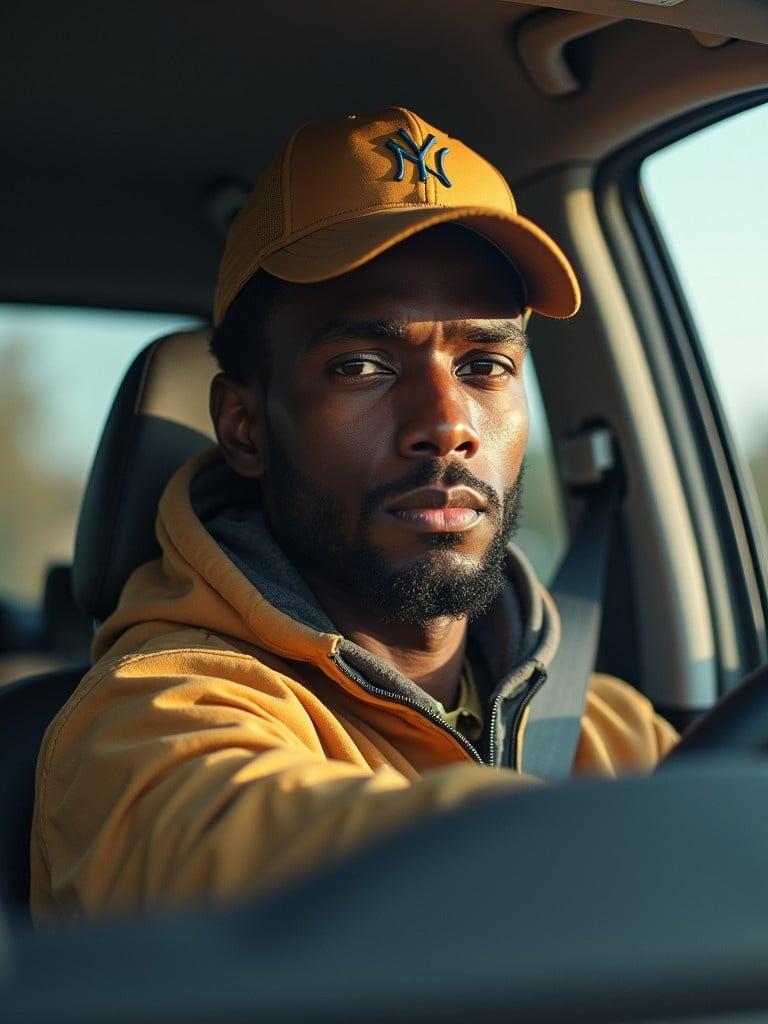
[73,330,218,622]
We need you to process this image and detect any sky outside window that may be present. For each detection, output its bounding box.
[642,100,768,460]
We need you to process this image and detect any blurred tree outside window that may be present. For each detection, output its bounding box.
[642,101,768,532]
[0,307,201,607]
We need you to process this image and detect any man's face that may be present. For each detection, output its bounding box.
[218,227,529,625]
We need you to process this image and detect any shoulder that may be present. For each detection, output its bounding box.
[37,628,317,775]
[81,627,301,695]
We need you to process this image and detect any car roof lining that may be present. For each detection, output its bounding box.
[1,0,765,316]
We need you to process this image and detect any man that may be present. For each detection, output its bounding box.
[31,108,677,922]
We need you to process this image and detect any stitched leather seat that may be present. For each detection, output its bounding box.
[0,329,217,917]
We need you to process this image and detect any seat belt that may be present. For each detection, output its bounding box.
[520,427,622,782]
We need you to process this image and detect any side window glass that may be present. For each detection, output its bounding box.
[0,306,202,609]
[517,356,568,585]
[641,102,768,526]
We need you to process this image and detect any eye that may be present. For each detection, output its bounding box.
[456,357,514,378]
[331,358,392,378]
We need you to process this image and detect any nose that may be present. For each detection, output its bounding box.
[396,365,480,459]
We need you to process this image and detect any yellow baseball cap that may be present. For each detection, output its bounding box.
[213,107,581,325]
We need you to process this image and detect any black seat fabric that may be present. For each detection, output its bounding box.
[73,329,216,622]
[0,666,86,916]
[42,565,93,663]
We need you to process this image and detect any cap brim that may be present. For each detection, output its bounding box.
[262,206,581,319]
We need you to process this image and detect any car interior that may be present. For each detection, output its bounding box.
[2,1,768,1019]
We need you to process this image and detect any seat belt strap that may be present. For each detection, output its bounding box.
[520,429,621,781]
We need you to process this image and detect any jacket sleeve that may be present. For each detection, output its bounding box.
[573,673,680,775]
[31,648,535,922]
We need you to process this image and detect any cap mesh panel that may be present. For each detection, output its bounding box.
[246,151,284,251]
[215,151,284,321]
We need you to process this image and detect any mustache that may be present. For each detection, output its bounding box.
[360,459,502,519]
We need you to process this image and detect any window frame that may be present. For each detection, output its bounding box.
[595,88,768,691]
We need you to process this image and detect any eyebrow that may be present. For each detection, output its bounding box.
[308,319,408,349]
[306,317,527,351]
[462,320,527,349]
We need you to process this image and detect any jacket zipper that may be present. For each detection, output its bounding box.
[509,667,548,770]
[331,652,484,765]
[487,693,504,767]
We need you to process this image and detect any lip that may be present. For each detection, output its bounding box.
[387,507,483,533]
[385,486,488,514]
[383,487,487,534]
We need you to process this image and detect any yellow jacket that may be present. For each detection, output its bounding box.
[31,450,678,922]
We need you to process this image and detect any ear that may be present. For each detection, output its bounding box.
[209,372,267,479]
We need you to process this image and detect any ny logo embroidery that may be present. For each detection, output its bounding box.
[385,128,452,188]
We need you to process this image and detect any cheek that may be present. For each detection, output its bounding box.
[511,401,529,456]
[475,391,529,479]
[266,389,390,488]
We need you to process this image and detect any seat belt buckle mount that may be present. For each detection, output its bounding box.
[560,426,616,489]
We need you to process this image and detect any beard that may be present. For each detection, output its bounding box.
[262,428,523,627]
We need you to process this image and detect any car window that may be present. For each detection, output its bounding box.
[518,357,568,585]
[0,306,202,608]
[641,101,768,527]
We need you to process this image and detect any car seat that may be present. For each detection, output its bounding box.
[0,329,217,918]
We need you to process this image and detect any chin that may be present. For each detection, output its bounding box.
[396,543,488,575]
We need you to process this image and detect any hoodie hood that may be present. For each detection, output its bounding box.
[94,448,560,720]
[93,449,339,666]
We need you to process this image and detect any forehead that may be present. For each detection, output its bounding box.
[268,226,526,346]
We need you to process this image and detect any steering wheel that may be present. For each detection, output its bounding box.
[662,662,768,762]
